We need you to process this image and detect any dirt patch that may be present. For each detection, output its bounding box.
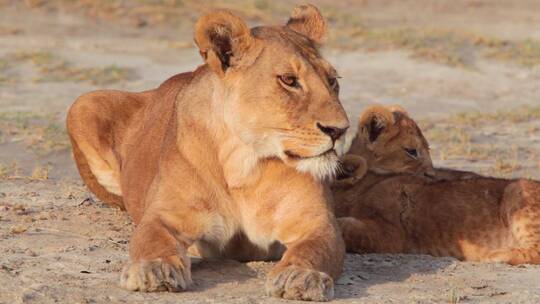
[2,179,540,303]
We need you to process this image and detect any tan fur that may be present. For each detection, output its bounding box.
[67,5,349,301]
[334,105,540,265]
[286,4,327,45]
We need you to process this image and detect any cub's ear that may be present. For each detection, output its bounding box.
[388,104,409,116]
[359,105,395,142]
[286,4,327,45]
[387,104,410,121]
[195,10,254,77]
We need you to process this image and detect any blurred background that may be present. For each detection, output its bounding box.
[1,0,540,181]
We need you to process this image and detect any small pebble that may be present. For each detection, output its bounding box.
[21,291,34,303]
[11,226,28,234]
[25,249,37,257]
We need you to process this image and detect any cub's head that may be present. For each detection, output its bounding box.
[194,5,349,180]
[346,105,435,177]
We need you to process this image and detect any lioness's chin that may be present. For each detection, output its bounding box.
[294,152,340,180]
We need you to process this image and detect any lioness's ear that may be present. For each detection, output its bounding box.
[359,105,395,142]
[286,4,327,45]
[195,10,253,77]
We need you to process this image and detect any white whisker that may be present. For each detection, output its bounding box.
[296,152,339,181]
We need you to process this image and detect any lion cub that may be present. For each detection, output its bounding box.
[332,104,436,216]
[335,105,540,265]
[334,105,434,187]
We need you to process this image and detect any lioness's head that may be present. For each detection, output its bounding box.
[194,5,349,180]
[347,105,435,177]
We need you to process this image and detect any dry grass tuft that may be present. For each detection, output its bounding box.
[20,0,289,28]
[30,165,52,180]
[0,161,23,180]
[37,63,138,85]
[2,51,138,85]
[420,106,540,178]
[9,1,540,68]
[449,287,462,304]
[483,38,540,67]
[448,106,540,125]
[351,28,477,68]
[332,26,540,68]
[0,161,54,181]
[0,58,12,84]
[0,111,70,155]
[314,8,540,68]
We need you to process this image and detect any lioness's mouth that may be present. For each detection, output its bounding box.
[284,149,336,160]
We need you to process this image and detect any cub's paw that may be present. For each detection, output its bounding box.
[337,216,356,227]
[337,217,360,237]
[120,255,192,292]
[265,265,334,302]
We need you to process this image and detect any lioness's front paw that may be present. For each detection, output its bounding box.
[120,255,192,292]
[265,265,334,301]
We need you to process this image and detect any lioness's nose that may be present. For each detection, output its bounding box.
[317,123,348,142]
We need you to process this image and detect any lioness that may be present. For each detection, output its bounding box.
[334,105,540,265]
[67,5,349,301]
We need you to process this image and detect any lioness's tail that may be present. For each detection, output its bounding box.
[67,91,127,209]
[70,136,124,209]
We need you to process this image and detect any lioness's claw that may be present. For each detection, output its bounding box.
[265,266,334,302]
[120,257,192,292]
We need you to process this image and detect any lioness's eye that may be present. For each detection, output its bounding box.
[404,148,419,158]
[278,75,300,89]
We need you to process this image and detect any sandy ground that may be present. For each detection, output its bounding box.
[1,1,540,303]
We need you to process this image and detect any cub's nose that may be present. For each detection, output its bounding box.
[317,123,348,142]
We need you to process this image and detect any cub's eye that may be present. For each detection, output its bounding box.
[328,77,337,87]
[278,75,300,89]
[328,76,340,92]
[404,148,419,158]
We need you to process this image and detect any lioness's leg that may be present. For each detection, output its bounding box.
[120,192,213,291]
[260,187,345,301]
[266,214,344,301]
[121,214,193,291]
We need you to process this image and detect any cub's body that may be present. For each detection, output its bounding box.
[335,105,540,265]
[338,174,540,264]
